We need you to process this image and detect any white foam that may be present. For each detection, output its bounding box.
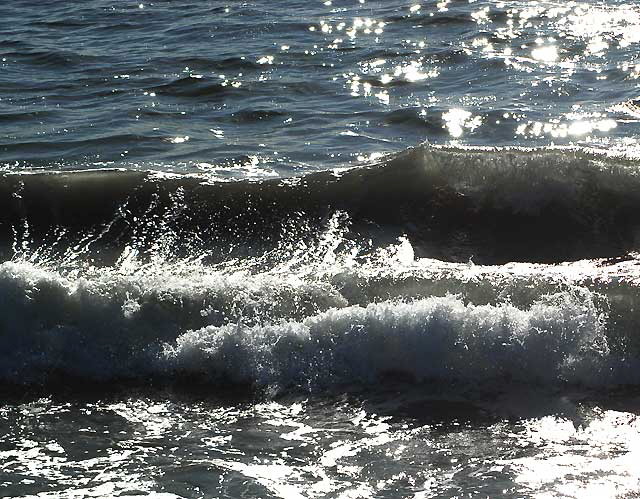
[161,291,612,390]
[0,259,346,383]
[2,241,640,390]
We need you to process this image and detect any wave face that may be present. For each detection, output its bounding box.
[2,147,640,392]
[3,146,640,267]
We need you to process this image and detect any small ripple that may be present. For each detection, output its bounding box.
[31,19,90,29]
[413,13,474,27]
[150,75,239,99]
[228,109,288,124]
[0,110,57,123]
[150,55,261,72]
[1,49,95,69]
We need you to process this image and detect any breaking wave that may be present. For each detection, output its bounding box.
[3,144,640,266]
[2,144,640,393]
[2,239,640,391]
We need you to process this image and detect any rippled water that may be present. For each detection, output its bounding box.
[3,390,640,498]
[2,0,640,173]
[2,1,640,498]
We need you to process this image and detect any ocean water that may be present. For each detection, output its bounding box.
[2,0,640,497]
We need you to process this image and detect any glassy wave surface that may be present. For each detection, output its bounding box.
[2,0,640,498]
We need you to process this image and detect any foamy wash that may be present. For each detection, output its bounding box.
[2,1,640,498]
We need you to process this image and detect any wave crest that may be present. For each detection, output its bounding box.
[3,145,640,265]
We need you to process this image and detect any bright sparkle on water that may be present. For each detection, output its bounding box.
[306,0,640,149]
[2,0,639,172]
[3,395,640,498]
[443,109,483,138]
